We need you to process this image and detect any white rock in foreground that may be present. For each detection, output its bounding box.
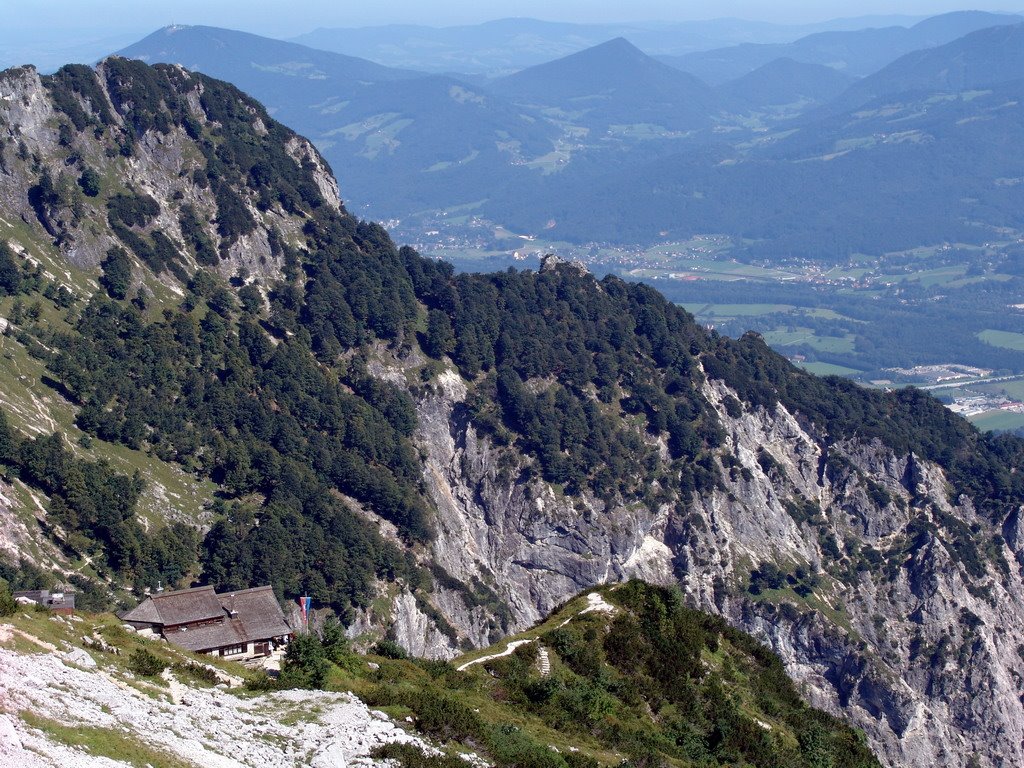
[0,647,431,767]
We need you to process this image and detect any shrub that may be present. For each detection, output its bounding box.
[179,205,219,266]
[370,743,466,768]
[0,242,23,295]
[99,246,132,300]
[78,168,101,197]
[107,192,159,228]
[244,670,277,691]
[127,647,166,677]
[171,660,218,684]
[214,183,256,243]
[320,617,356,667]
[280,633,330,689]
[371,639,408,660]
[0,582,16,617]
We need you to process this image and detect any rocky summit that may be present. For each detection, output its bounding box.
[0,59,1021,767]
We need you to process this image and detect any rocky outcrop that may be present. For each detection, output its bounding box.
[415,368,676,633]
[382,364,1024,768]
[0,644,432,767]
[0,62,329,283]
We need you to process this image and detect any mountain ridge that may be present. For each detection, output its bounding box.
[489,36,725,131]
[718,56,855,107]
[289,14,934,74]
[119,24,423,85]
[115,25,559,221]
[661,10,1024,83]
[825,21,1024,113]
[114,20,1024,259]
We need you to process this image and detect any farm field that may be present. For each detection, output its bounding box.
[762,327,856,354]
[969,410,1024,432]
[799,361,866,376]
[872,265,968,287]
[976,379,1024,400]
[979,329,1024,352]
[682,303,794,317]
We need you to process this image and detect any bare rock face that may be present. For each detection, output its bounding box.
[0,62,330,284]
[376,363,1024,768]
[539,253,588,276]
[416,368,676,632]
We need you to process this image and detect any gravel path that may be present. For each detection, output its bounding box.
[456,591,618,673]
[455,639,534,672]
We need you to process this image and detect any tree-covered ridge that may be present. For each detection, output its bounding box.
[29,58,337,279]
[43,283,425,617]
[407,256,725,498]
[4,57,1024,629]
[30,226,1024,620]
[407,252,1024,521]
[0,411,196,590]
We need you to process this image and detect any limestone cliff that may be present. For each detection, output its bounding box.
[366,362,1024,768]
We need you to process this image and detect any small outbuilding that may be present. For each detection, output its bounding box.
[13,590,75,615]
[120,585,292,660]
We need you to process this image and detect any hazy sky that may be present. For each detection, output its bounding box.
[7,0,1024,36]
[2,1,1022,72]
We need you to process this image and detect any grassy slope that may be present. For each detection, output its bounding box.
[0,581,880,768]
[328,583,879,768]
[0,222,215,533]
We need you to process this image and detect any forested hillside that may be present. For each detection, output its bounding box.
[1,59,1024,767]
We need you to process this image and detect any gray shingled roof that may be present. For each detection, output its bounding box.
[163,615,251,652]
[122,585,292,652]
[119,597,162,624]
[121,585,224,627]
[218,586,292,639]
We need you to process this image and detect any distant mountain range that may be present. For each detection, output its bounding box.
[119,25,419,86]
[824,22,1024,113]
[290,15,931,75]
[661,10,1023,83]
[114,13,1024,260]
[489,38,726,133]
[117,26,557,219]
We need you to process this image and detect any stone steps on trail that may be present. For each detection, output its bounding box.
[537,646,551,677]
